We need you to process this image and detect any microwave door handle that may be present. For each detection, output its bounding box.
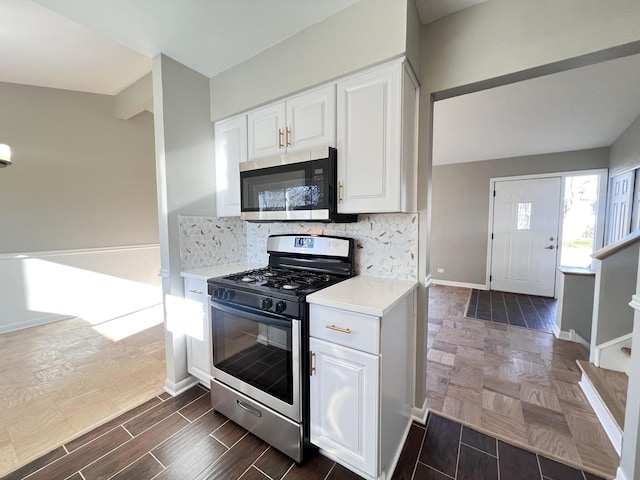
[211,300,292,328]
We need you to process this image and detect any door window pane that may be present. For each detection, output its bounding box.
[517,202,532,230]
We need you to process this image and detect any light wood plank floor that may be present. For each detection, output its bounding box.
[0,307,166,477]
[427,285,620,479]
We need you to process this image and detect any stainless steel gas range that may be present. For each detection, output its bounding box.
[206,234,355,463]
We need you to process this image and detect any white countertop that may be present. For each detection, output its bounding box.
[181,263,262,281]
[557,266,595,276]
[307,275,418,317]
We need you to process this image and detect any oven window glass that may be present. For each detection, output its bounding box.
[241,160,328,212]
[212,308,293,404]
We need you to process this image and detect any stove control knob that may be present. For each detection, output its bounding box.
[261,298,273,311]
[223,289,234,301]
[275,301,287,314]
[213,288,224,299]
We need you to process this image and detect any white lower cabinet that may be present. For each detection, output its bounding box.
[309,337,379,477]
[308,294,414,480]
[183,277,211,386]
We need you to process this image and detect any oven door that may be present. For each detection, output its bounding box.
[210,300,301,422]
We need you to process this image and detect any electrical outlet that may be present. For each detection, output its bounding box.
[437,268,445,273]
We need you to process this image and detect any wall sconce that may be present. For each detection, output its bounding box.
[0,144,12,167]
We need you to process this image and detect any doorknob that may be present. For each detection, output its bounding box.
[545,245,555,250]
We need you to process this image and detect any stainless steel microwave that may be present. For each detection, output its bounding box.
[239,146,357,222]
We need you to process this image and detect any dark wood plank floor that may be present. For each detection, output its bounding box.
[1,385,607,480]
[465,289,557,333]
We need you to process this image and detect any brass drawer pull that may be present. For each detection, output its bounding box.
[188,289,203,295]
[278,128,284,149]
[326,324,352,334]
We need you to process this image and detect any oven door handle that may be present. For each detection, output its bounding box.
[211,300,293,328]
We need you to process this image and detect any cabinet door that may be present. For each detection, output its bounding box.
[215,115,247,217]
[286,85,336,151]
[186,313,211,386]
[309,337,379,477]
[337,63,402,213]
[248,102,286,159]
[184,278,211,385]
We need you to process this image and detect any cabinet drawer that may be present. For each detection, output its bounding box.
[184,277,208,304]
[309,304,379,354]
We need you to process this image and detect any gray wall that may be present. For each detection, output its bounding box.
[610,112,640,173]
[420,0,640,94]
[430,148,610,286]
[153,54,216,393]
[209,0,409,121]
[418,4,640,478]
[0,81,157,254]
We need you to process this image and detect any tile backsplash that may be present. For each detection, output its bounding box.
[179,216,246,271]
[179,214,418,280]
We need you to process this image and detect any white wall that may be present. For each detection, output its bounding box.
[0,246,161,333]
[153,54,216,394]
[209,0,409,121]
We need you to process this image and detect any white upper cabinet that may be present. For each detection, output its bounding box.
[248,85,336,160]
[247,103,286,159]
[215,114,247,217]
[214,59,417,217]
[336,61,418,214]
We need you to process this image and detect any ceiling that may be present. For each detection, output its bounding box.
[433,52,640,165]
[0,0,479,95]
[4,0,637,166]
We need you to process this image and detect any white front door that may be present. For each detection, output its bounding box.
[490,177,562,297]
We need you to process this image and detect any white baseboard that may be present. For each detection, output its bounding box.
[0,313,71,334]
[553,326,591,351]
[0,244,161,334]
[571,330,591,351]
[412,398,428,425]
[429,279,487,290]
[616,466,630,480]
[579,376,622,455]
[164,375,200,397]
[595,333,633,373]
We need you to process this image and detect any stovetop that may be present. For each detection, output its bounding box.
[207,234,355,318]
[211,266,346,300]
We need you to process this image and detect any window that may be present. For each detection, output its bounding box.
[560,175,600,268]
